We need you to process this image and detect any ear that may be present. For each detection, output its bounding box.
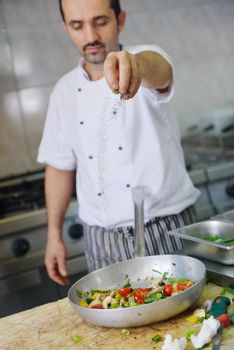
[62,21,68,32]
[117,11,126,32]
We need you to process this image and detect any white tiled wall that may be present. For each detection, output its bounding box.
[0,0,233,178]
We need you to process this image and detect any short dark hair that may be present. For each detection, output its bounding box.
[59,0,121,22]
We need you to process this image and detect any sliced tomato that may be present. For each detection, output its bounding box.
[134,288,151,304]
[177,282,193,291]
[163,284,173,296]
[118,287,132,297]
[91,305,103,309]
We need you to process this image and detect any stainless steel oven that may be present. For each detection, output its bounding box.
[183,121,234,222]
[0,171,88,317]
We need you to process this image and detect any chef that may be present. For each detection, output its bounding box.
[37,0,200,285]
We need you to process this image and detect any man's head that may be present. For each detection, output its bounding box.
[59,0,125,67]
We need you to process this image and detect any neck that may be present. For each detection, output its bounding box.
[84,61,104,81]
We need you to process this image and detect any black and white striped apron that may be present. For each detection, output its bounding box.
[84,206,195,272]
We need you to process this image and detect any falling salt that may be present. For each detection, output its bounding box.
[97,93,124,223]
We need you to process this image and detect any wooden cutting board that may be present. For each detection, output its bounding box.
[0,283,233,350]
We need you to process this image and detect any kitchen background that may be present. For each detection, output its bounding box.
[0,0,234,317]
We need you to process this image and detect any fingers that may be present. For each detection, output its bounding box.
[104,51,142,99]
[46,257,70,286]
[122,54,141,99]
[118,52,131,97]
[57,254,68,278]
[45,241,70,286]
[104,53,120,93]
[57,255,70,285]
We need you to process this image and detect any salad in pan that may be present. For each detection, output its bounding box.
[77,272,194,310]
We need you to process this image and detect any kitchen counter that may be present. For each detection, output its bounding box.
[0,283,233,349]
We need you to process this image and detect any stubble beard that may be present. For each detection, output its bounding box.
[82,40,107,65]
[83,51,107,65]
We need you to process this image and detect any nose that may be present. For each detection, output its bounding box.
[85,24,100,44]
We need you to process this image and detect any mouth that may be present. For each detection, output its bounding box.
[85,45,104,54]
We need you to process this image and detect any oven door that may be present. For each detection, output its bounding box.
[0,266,58,317]
[0,255,88,317]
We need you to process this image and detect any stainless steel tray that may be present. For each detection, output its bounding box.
[168,220,234,265]
[211,210,234,223]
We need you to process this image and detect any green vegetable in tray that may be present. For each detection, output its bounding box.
[202,235,234,244]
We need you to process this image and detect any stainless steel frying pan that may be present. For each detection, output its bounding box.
[68,254,206,328]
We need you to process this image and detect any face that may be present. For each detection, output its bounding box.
[62,0,125,65]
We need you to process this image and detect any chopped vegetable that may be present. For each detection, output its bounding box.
[79,300,88,308]
[144,292,162,303]
[186,315,198,324]
[176,281,193,291]
[186,308,209,324]
[121,328,130,336]
[220,286,234,295]
[162,272,169,280]
[123,274,131,288]
[90,289,108,295]
[196,317,206,323]
[163,284,173,296]
[167,277,190,284]
[193,308,206,318]
[115,293,122,301]
[85,298,93,304]
[77,273,194,310]
[118,287,132,297]
[152,334,162,343]
[184,329,196,342]
[73,335,81,343]
[134,288,151,304]
[76,289,83,298]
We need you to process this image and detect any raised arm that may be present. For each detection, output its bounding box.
[104,50,173,99]
[44,165,75,285]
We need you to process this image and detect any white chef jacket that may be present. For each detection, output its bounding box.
[37,44,200,228]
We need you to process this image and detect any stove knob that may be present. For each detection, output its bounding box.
[12,238,30,257]
[68,223,83,240]
[226,183,234,198]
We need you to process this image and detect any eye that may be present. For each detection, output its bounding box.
[70,22,82,31]
[95,18,108,27]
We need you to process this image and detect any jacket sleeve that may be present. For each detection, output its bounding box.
[126,44,174,104]
[37,87,77,171]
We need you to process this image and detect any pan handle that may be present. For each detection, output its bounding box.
[132,187,145,258]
